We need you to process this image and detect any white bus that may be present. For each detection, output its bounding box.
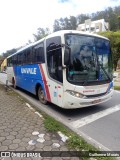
[7,30,113,109]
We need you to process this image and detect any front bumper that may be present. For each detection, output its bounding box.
[63,89,114,109]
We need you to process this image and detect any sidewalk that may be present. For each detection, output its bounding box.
[0,84,79,160]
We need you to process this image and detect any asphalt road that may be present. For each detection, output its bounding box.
[0,72,120,151]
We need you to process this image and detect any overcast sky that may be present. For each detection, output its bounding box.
[0,0,120,54]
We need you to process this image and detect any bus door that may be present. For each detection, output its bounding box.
[46,49,63,106]
[46,37,63,107]
[47,76,58,105]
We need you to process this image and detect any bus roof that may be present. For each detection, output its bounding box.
[7,37,45,59]
[46,30,109,40]
[7,30,109,59]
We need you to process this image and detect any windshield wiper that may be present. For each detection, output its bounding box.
[98,63,111,82]
[95,50,111,82]
[83,69,91,86]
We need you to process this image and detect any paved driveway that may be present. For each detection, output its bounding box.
[0,84,79,160]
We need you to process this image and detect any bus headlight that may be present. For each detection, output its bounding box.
[66,90,85,98]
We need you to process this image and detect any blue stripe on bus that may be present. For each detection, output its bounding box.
[106,81,113,92]
[13,64,47,97]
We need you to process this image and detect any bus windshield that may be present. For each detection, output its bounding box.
[65,34,113,85]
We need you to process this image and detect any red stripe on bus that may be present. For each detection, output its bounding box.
[106,83,110,93]
[39,64,51,102]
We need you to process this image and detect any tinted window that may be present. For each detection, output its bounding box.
[32,42,45,63]
[23,51,27,64]
[46,36,63,83]
[7,58,12,67]
[18,53,23,65]
[12,55,17,65]
[26,48,32,64]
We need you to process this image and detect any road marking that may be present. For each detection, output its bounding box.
[114,90,120,94]
[71,105,120,128]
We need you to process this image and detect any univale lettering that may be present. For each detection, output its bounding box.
[21,68,37,74]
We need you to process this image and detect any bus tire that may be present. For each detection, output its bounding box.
[12,78,17,89]
[38,87,47,104]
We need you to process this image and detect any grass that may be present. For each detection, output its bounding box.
[43,113,96,150]
[114,86,120,90]
[43,114,69,135]
[0,83,17,95]
[43,114,115,160]
[6,89,18,96]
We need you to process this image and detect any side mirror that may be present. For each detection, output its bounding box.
[64,46,71,66]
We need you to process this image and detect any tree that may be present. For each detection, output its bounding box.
[0,55,4,61]
[91,6,120,31]
[118,16,120,29]
[99,31,120,71]
[53,16,77,32]
[69,16,77,30]
[53,19,62,32]
[53,6,120,32]
[2,48,17,58]
[26,40,33,45]
[33,27,50,41]
[77,14,90,24]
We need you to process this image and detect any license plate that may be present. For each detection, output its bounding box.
[92,99,101,104]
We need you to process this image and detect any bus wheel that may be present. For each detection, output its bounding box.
[38,87,47,104]
[12,78,17,89]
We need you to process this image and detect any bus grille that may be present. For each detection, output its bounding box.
[85,92,107,98]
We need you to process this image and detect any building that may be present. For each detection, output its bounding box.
[77,19,109,33]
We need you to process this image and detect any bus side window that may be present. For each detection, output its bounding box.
[17,54,20,65]
[18,53,23,65]
[12,55,17,66]
[7,58,10,67]
[9,57,12,67]
[26,48,32,64]
[23,51,27,64]
[46,37,63,83]
[33,42,45,63]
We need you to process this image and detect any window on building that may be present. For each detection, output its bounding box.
[91,27,95,31]
[96,26,99,29]
[86,28,89,31]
